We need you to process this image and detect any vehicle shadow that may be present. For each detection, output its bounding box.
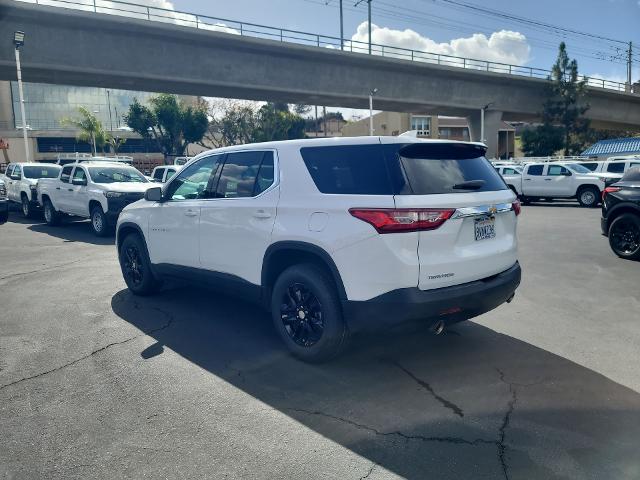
[111,286,640,479]
[28,220,114,246]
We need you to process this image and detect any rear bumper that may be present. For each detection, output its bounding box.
[343,262,521,332]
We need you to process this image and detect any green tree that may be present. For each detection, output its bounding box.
[107,135,127,155]
[522,42,590,156]
[520,125,564,157]
[61,107,108,156]
[254,103,306,142]
[124,94,208,161]
[203,101,259,148]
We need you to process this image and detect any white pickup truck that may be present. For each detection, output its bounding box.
[0,163,61,217]
[37,161,154,236]
[500,162,616,207]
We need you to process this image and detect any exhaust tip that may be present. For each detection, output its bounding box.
[430,320,446,335]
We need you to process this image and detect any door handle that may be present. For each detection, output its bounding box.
[524,179,531,181]
[68,188,74,191]
[184,209,198,217]
[56,187,61,190]
[544,179,552,181]
[253,210,272,219]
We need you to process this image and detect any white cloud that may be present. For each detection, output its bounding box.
[350,22,530,66]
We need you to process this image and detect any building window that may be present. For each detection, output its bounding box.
[410,116,430,136]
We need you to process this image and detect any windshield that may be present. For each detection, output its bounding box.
[565,163,591,174]
[23,165,61,179]
[88,167,147,184]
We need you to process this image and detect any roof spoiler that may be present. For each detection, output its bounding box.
[399,130,419,137]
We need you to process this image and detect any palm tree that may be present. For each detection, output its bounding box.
[61,107,108,156]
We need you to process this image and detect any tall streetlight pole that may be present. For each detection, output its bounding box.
[480,102,494,144]
[106,89,114,132]
[13,31,29,163]
[369,88,378,136]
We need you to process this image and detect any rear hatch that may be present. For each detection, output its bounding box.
[381,140,519,290]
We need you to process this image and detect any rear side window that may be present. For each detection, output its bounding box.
[153,168,164,181]
[503,167,519,175]
[300,145,393,195]
[216,151,274,198]
[60,166,73,183]
[527,165,543,176]
[607,163,625,173]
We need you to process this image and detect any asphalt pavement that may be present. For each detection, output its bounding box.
[1,202,639,479]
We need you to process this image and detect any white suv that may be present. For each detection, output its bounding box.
[116,137,521,361]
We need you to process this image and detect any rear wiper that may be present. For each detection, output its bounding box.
[452,179,485,190]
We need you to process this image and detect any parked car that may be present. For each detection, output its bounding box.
[495,166,523,196]
[0,179,8,224]
[510,162,613,207]
[150,165,182,183]
[577,157,640,175]
[116,137,521,362]
[0,163,61,217]
[37,161,154,236]
[55,153,134,166]
[601,167,640,260]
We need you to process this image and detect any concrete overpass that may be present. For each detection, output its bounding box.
[1,0,639,157]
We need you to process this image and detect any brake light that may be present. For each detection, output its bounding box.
[512,200,521,216]
[602,186,620,201]
[349,208,455,233]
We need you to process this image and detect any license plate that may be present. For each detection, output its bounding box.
[474,216,496,241]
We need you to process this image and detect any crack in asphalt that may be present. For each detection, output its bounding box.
[0,259,86,282]
[359,462,377,480]
[496,368,518,480]
[390,360,464,418]
[0,304,173,392]
[286,408,495,446]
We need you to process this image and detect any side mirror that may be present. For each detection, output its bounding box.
[563,171,572,176]
[72,178,87,186]
[145,187,163,202]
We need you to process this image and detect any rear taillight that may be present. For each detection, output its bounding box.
[512,200,521,216]
[349,208,455,233]
[602,186,620,201]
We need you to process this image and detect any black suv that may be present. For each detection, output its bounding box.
[601,167,640,260]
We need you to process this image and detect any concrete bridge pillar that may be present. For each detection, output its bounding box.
[467,110,503,159]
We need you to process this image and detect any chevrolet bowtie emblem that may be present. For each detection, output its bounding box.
[488,206,497,214]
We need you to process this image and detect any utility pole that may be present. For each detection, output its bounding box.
[323,106,327,137]
[354,0,372,54]
[339,0,344,51]
[106,89,114,132]
[627,41,633,88]
[369,88,377,136]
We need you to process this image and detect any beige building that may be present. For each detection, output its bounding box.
[342,112,516,159]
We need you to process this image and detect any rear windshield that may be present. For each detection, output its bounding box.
[300,143,507,195]
[88,167,147,184]
[23,165,61,179]
[621,167,640,182]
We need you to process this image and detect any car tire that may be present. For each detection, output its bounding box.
[43,198,60,226]
[271,263,349,363]
[21,194,32,218]
[521,196,531,205]
[90,205,109,237]
[119,233,162,295]
[577,187,599,208]
[608,213,640,260]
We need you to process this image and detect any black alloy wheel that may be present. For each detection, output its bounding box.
[609,213,640,260]
[279,282,325,347]
[122,243,145,288]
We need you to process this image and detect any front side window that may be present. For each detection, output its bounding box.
[23,165,61,179]
[60,166,73,183]
[503,167,520,175]
[72,168,87,183]
[88,167,147,184]
[565,164,590,174]
[607,162,625,173]
[166,155,222,201]
[5,165,14,177]
[216,151,274,198]
[527,165,543,176]
[165,169,177,181]
[547,165,570,176]
[11,166,21,180]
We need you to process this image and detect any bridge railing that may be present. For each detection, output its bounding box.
[21,0,632,93]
